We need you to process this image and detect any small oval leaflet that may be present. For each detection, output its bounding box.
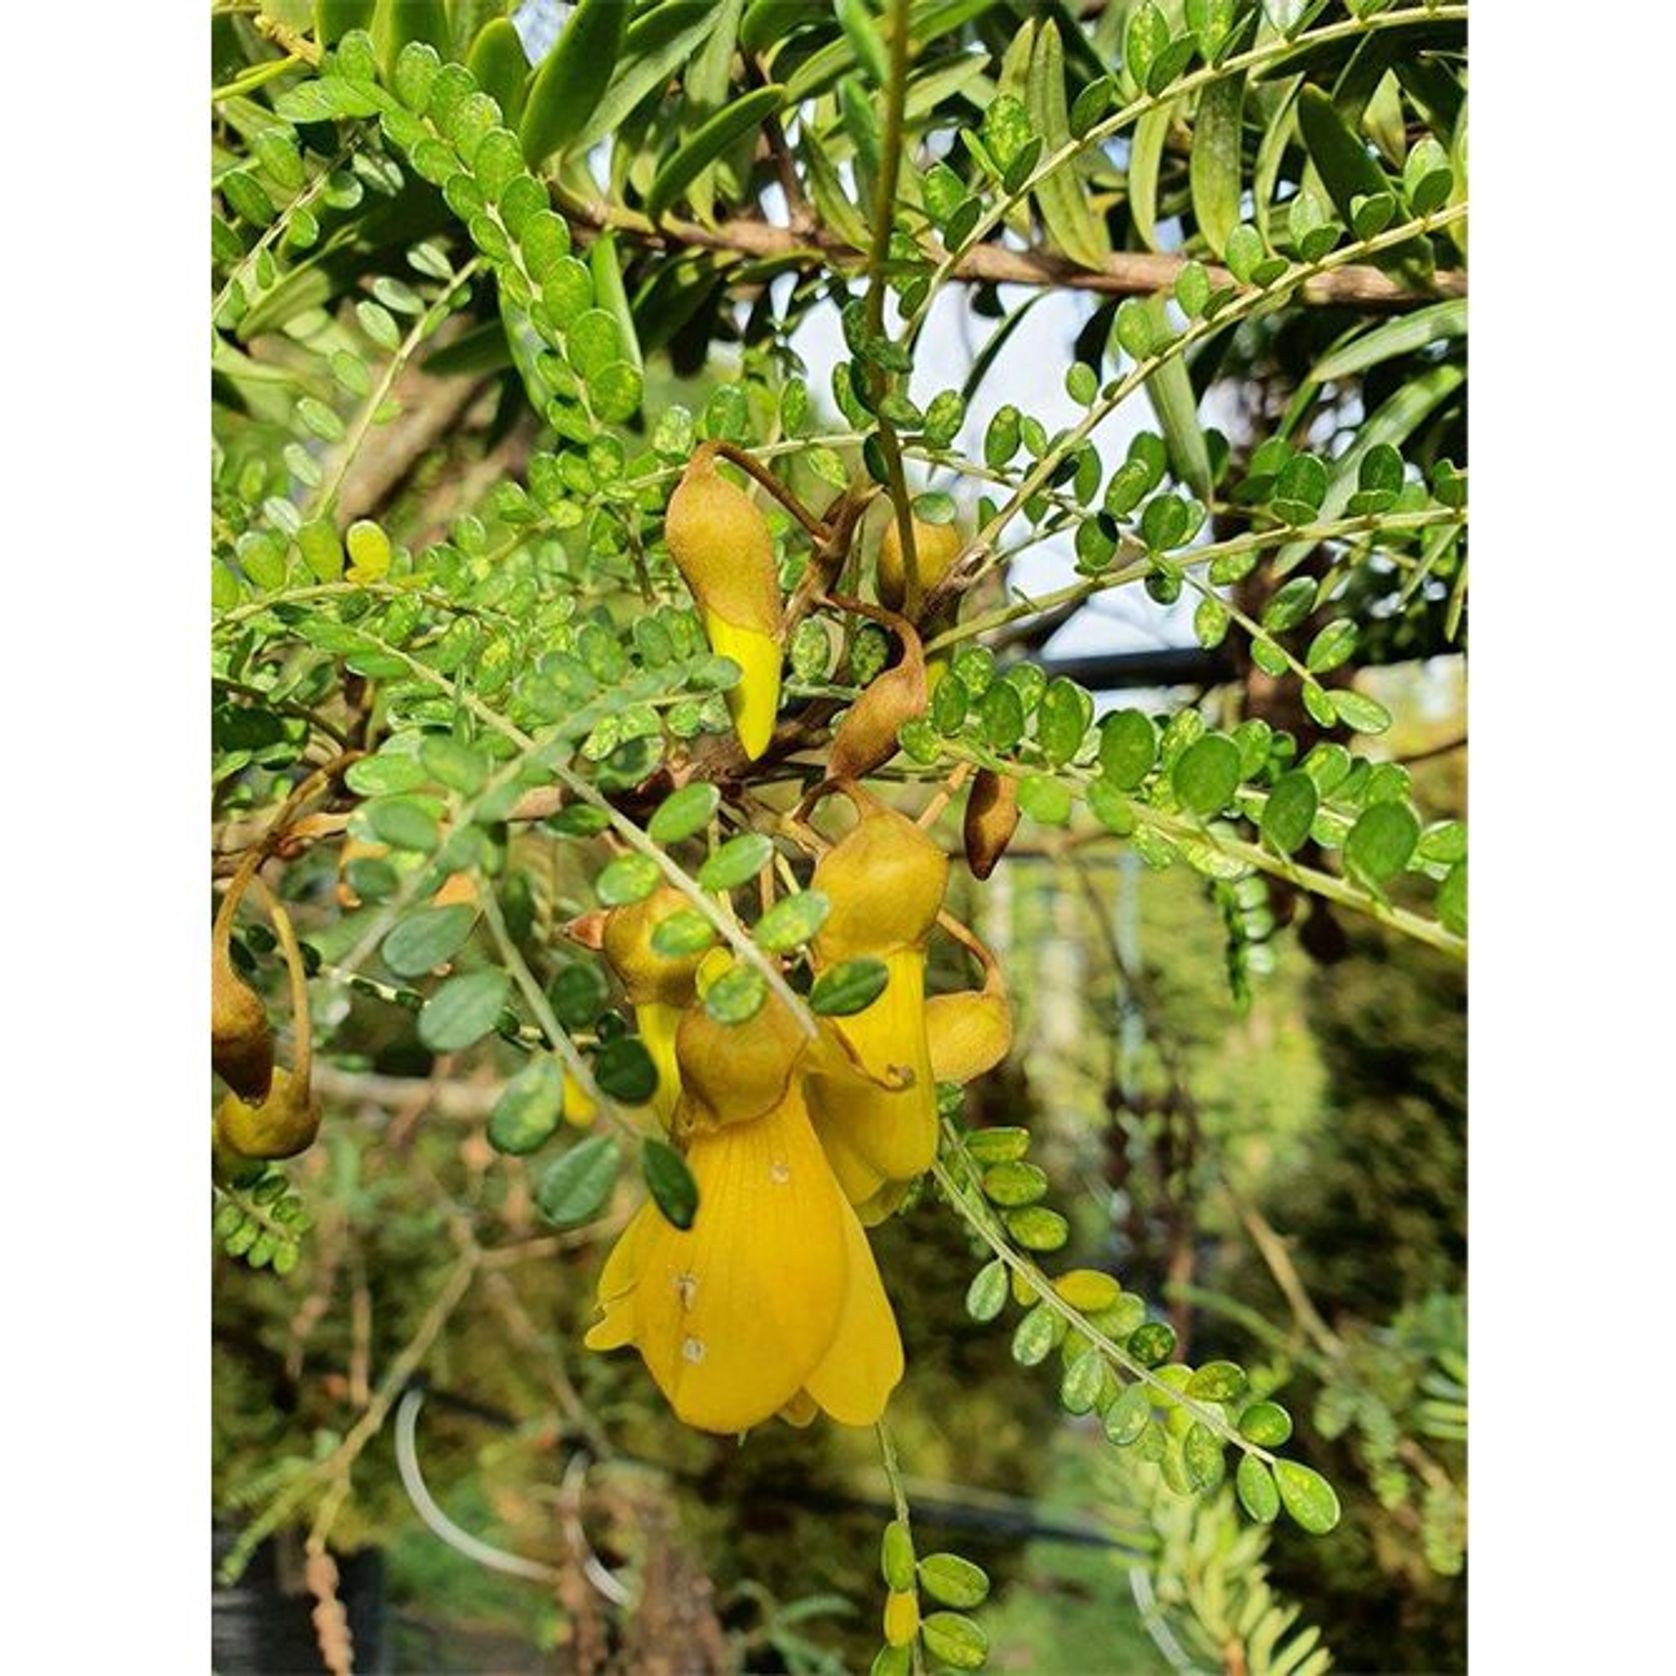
[1010,1303,1060,1367]
[1261,771,1319,856]
[650,910,714,959]
[1274,1458,1341,1534]
[704,963,767,1025]
[536,1134,620,1226]
[697,832,774,892]
[920,1611,988,1672]
[1186,1360,1249,1403]
[880,1520,916,1592]
[1239,1399,1294,1447]
[594,1035,658,1104]
[982,1160,1048,1207]
[1182,1421,1226,1489]
[1003,1204,1068,1252]
[754,890,829,952]
[810,957,889,1017]
[1103,1384,1151,1446]
[418,968,511,1053]
[964,1259,1009,1322]
[918,1553,990,1609]
[1345,800,1420,887]
[1060,1348,1105,1415]
[595,853,662,907]
[1172,733,1242,816]
[1236,1453,1281,1524]
[648,781,721,844]
[641,1138,699,1230]
[382,904,477,978]
[965,1126,1030,1165]
[548,962,609,1030]
[487,1056,563,1156]
[1127,1320,1176,1367]
[1099,709,1157,789]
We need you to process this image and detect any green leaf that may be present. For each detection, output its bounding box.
[1015,775,1072,826]
[1037,676,1093,766]
[1104,1384,1150,1446]
[982,1161,1048,1208]
[1239,1400,1294,1447]
[754,890,830,952]
[650,910,714,959]
[920,1613,989,1672]
[466,18,531,126]
[535,1134,621,1225]
[1438,859,1467,935]
[1305,619,1359,673]
[965,1259,1009,1322]
[1261,772,1318,855]
[1011,1304,1060,1366]
[1186,1360,1248,1403]
[1311,298,1467,385]
[697,832,773,891]
[519,0,630,164]
[1331,689,1393,735]
[1274,1459,1341,1534]
[1236,1454,1281,1523]
[1099,710,1158,789]
[648,782,721,844]
[979,681,1026,751]
[965,1127,1030,1164]
[382,904,477,976]
[596,854,663,906]
[1172,734,1242,816]
[371,0,448,80]
[642,1138,699,1229]
[1183,1422,1226,1490]
[646,85,785,222]
[1144,300,1213,498]
[918,1553,990,1610]
[1127,1321,1176,1367]
[1060,1348,1106,1415]
[487,1055,564,1155]
[1190,71,1246,257]
[1027,21,1111,269]
[1344,801,1419,886]
[810,957,890,1016]
[367,796,440,852]
[418,969,511,1052]
[1128,101,1174,251]
[594,1035,659,1103]
[1003,1205,1069,1252]
[548,962,609,1030]
[704,962,767,1024]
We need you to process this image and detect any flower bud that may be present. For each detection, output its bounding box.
[602,887,705,1007]
[665,447,783,759]
[924,980,1013,1085]
[812,803,948,963]
[962,769,1020,880]
[677,986,807,1130]
[877,515,963,612]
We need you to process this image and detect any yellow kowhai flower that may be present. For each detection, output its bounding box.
[585,989,903,1433]
[803,798,949,1221]
[665,446,783,760]
[601,886,705,1130]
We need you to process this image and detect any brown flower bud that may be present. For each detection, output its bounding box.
[963,769,1021,880]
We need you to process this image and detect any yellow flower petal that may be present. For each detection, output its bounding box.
[705,612,781,761]
[800,1197,904,1425]
[635,1000,685,1130]
[585,1085,850,1434]
[924,986,1013,1085]
[806,948,938,1194]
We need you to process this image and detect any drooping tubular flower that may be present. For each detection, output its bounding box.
[601,886,704,1130]
[803,794,950,1223]
[585,983,903,1433]
[665,445,783,760]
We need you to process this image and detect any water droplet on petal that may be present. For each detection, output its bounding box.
[681,1335,706,1364]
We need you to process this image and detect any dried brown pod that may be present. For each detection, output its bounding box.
[962,769,1021,880]
[877,514,963,612]
[826,598,927,784]
[215,1065,321,1161]
[212,856,274,1101]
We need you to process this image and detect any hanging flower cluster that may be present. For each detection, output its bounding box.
[584,789,1012,1435]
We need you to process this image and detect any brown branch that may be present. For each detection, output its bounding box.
[559,199,1465,314]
